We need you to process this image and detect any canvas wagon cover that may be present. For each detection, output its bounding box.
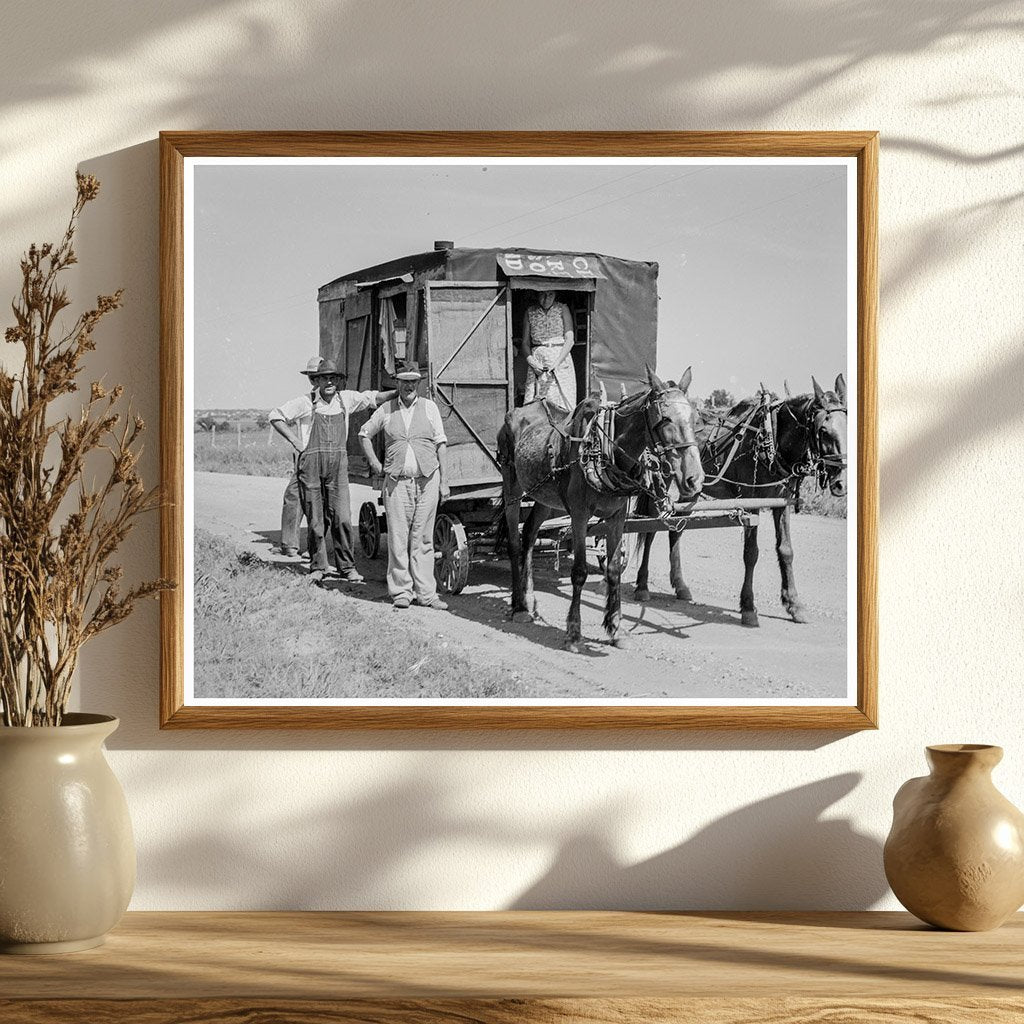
[447,248,659,391]
[318,247,659,391]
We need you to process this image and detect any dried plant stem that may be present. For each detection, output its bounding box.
[0,174,173,727]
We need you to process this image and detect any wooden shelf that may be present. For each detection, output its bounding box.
[1,911,1021,1022]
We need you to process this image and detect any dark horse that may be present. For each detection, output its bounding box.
[498,367,704,652]
[634,374,848,627]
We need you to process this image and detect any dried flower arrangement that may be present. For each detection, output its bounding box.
[0,174,171,726]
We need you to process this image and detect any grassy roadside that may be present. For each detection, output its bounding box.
[797,477,847,518]
[194,429,294,477]
[193,528,522,699]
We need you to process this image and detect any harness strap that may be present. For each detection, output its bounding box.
[513,387,699,519]
[702,403,761,485]
[709,397,848,490]
[513,398,597,501]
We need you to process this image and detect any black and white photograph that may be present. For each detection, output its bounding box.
[168,139,873,725]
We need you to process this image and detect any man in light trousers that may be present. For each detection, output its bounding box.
[358,363,450,610]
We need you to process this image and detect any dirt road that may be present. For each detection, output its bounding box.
[195,472,849,699]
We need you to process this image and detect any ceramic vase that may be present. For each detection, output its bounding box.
[0,713,135,953]
[884,744,1024,931]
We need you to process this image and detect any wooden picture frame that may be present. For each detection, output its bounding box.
[160,131,877,730]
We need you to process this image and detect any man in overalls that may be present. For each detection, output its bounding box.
[269,356,396,583]
[278,461,303,557]
[358,362,449,610]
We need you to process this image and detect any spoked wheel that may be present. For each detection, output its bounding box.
[358,501,383,559]
[434,512,470,595]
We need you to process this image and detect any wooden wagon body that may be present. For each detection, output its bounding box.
[317,243,789,593]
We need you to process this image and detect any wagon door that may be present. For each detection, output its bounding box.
[425,282,511,487]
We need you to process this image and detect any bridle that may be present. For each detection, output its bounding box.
[643,388,701,467]
[622,387,701,513]
[575,386,701,511]
[776,398,848,486]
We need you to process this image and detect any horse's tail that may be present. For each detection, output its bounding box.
[630,492,653,569]
[495,415,517,538]
[490,505,509,548]
[496,414,512,468]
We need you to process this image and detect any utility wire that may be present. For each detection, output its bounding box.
[644,173,845,253]
[196,288,316,329]
[455,167,651,243]
[496,167,714,245]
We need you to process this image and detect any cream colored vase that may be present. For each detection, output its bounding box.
[0,713,135,953]
[884,744,1024,931]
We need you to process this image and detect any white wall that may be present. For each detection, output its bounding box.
[2,0,1021,910]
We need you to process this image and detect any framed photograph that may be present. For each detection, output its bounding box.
[160,131,877,729]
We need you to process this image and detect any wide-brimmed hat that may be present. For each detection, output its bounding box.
[393,361,423,381]
[300,355,346,377]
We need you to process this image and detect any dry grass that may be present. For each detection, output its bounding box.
[193,528,522,699]
[193,428,294,477]
[797,477,847,519]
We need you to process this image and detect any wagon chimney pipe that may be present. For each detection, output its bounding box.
[433,240,454,251]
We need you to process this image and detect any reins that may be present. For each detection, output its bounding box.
[700,403,762,486]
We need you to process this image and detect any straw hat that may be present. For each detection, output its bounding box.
[300,355,345,377]
[393,361,423,382]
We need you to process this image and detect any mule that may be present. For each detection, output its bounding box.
[498,367,704,652]
[633,373,848,628]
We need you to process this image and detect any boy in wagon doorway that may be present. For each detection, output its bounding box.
[358,362,450,610]
[269,356,396,584]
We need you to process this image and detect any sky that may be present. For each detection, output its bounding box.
[191,159,850,409]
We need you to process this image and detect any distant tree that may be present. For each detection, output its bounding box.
[216,420,231,431]
[709,388,735,409]
[255,413,269,429]
[195,414,217,432]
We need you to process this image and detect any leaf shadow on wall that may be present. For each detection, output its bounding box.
[511,774,886,911]
[1,0,1019,247]
[129,760,885,911]
[882,334,1024,511]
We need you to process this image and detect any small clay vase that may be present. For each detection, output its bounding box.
[884,744,1024,931]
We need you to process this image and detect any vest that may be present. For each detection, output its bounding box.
[382,399,440,477]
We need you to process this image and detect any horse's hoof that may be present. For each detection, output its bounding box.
[634,588,651,603]
[788,606,810,624]
[563,640,581,654]
[674,588,692,602]
[511,610,534,623]
[609,635,628,649]
[741,610,760,628]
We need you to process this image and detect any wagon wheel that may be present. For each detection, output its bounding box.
[434,513,470,595]
[358,502,383,559]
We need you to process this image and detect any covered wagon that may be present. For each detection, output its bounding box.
[317,243,660,592]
